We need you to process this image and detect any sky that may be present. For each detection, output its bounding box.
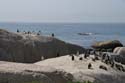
[0,0,125,23]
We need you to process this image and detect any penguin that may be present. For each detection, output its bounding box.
[88,63,92,69]
[37,33,40,35]
[56,52,60,57]
[99,65,107,71]
[28,31,31,34]
[17,29,19,33]
[52,33,55,37]
[71,55,75,61]
[79,57,83,60]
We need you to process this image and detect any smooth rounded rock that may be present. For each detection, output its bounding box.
[91,40,123,50]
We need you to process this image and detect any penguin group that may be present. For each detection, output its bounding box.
[17,29,41,35]
[16,29,56,38]
[69,49,125,72]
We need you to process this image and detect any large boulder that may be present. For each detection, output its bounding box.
[113,47,125,64]
[91,40,123,50]
[113,47,121,54]
[0,29,84,63]
[0,61,73,83]
[114,47,125,56]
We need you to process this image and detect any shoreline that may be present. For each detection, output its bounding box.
[0,28,124,83]
[0,23,125,48]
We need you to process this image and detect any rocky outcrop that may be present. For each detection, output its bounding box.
[0,55,125,83]
[91,40,123,50]
[0,61,73,83]
[35,55,125,83]
[113,47,125,64]
[0,29,84,63]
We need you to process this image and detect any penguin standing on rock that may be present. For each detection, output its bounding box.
[37,30,41,35]
[37,32,40,35]
[79,57,83,60]
[84,51,87,59]
[88,63,92,69]
[71,55,75,61]
[56,52,60,57]
[28,31,31,34]
[52,33,55,37]
[17,29,20,33]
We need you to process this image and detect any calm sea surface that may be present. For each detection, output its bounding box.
[0,23,125,48]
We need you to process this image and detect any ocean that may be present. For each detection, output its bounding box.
[0,22,125,48]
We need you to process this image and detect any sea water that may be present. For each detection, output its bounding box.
[0,22,125,48]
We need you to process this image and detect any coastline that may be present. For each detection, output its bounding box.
[0,22,125,48]
[0,28,124,83]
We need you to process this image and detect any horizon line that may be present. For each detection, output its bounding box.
[0,21,125,24]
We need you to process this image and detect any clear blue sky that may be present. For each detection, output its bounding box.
[0,0,125,23]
